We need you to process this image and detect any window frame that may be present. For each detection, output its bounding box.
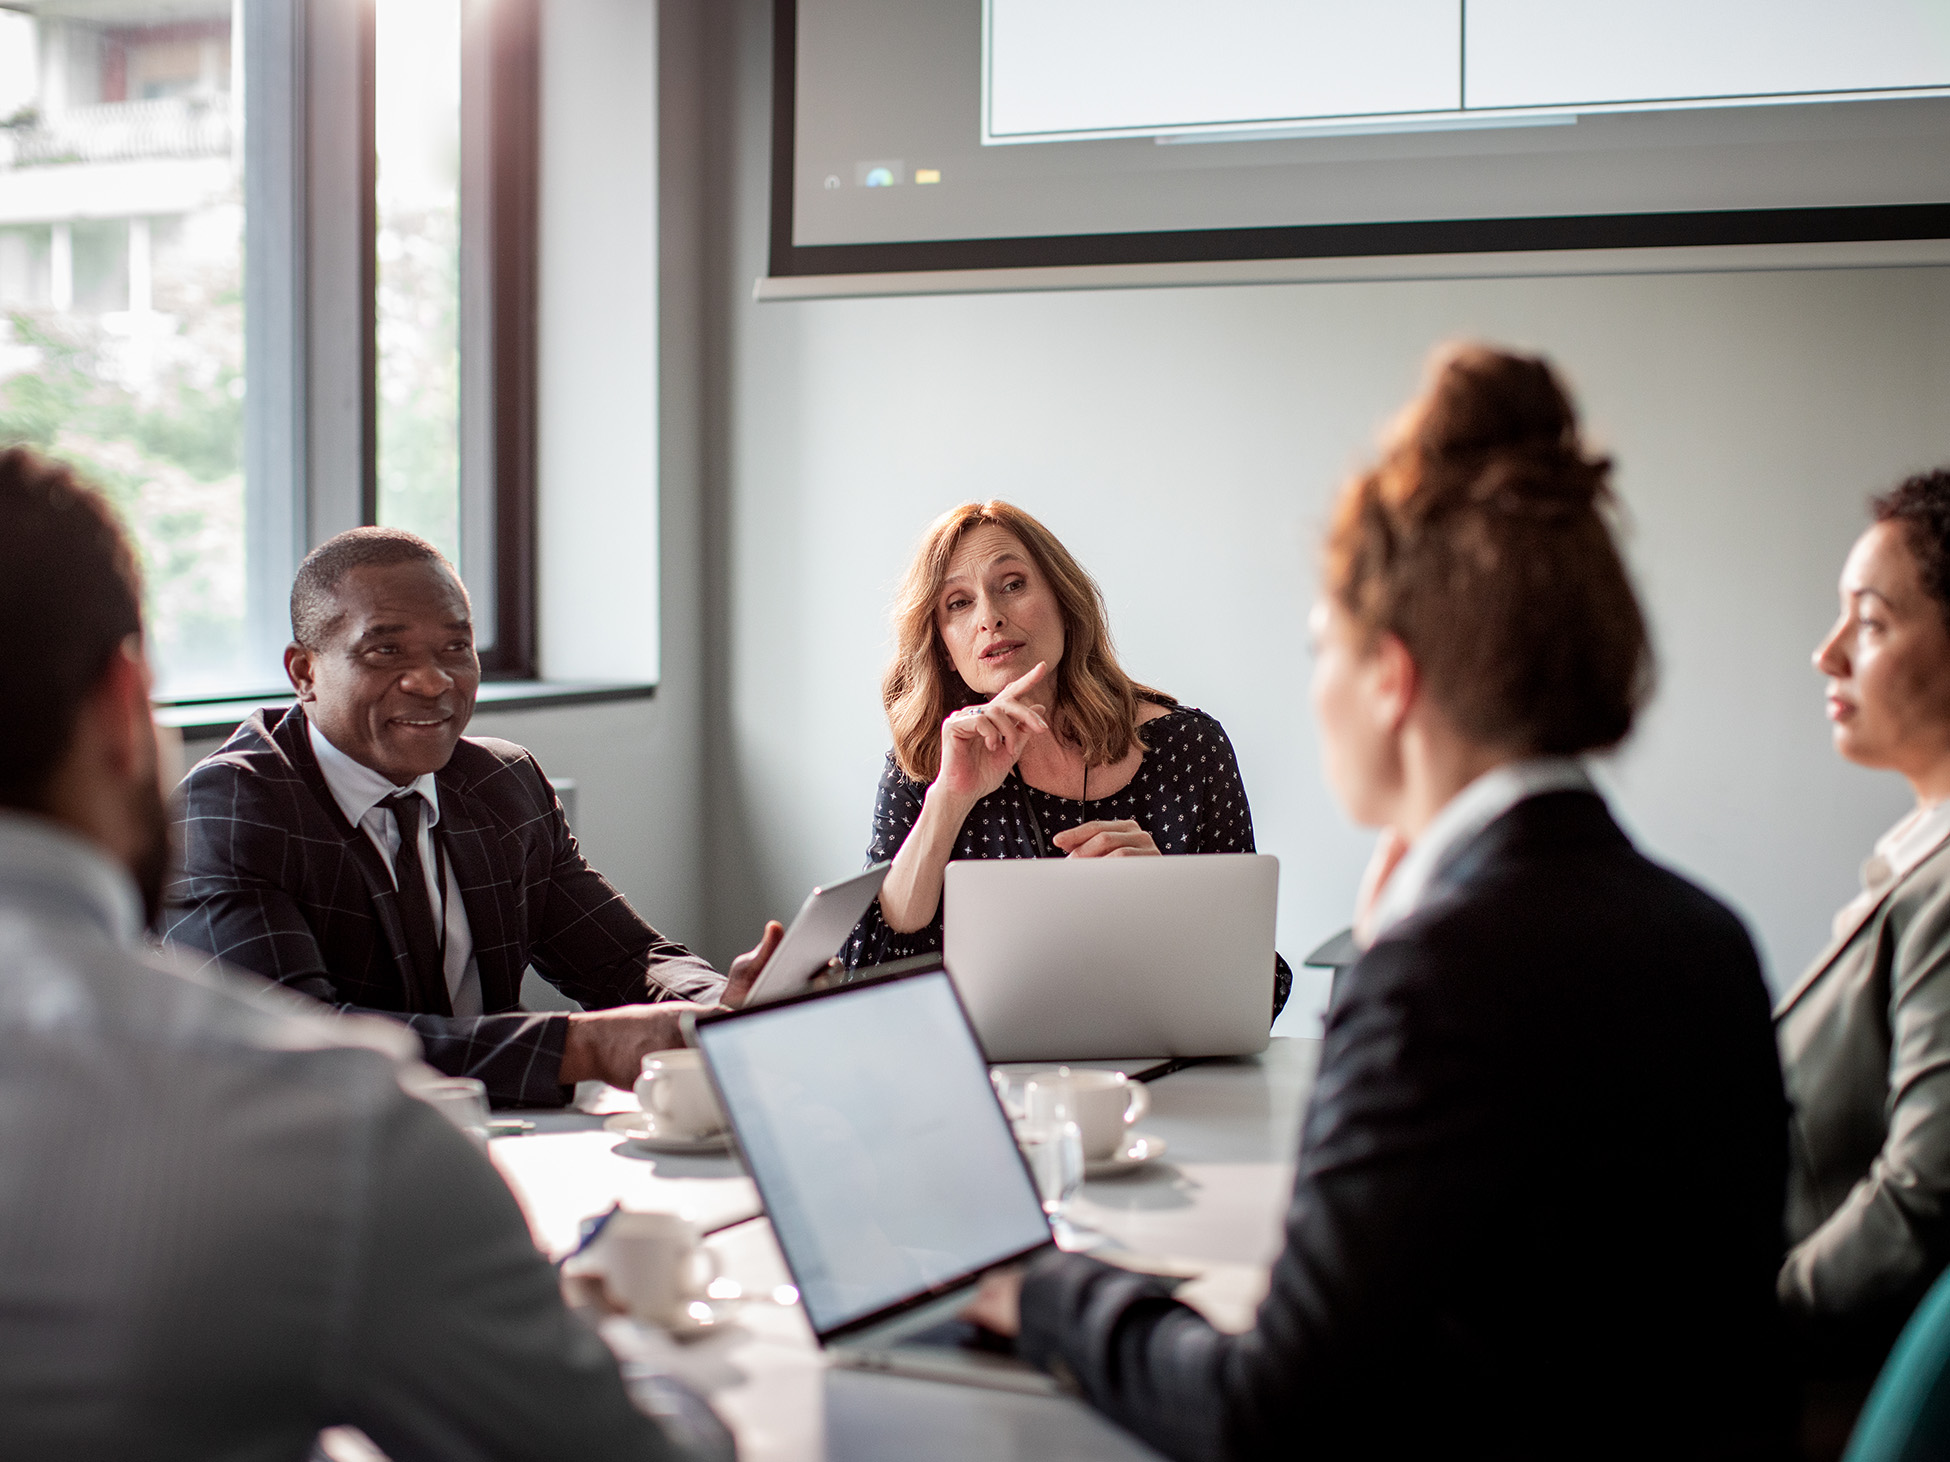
[220,0,538,705]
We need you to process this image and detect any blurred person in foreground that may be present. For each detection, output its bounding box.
[844,499,1290,1016]
[164,527,780,1107]
[0,449,701,1458]
[1778,467,1950,1445]
[965,346,1791,1458]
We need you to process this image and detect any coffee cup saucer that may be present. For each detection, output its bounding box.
[636,1295,734,1341]
[1085,1130,1168,1178]
[564,1261,732,1341]
[603,1111,734,1155]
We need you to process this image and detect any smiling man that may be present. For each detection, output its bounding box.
[165,528,779,1106]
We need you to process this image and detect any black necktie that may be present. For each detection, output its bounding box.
[384,791,452,1017]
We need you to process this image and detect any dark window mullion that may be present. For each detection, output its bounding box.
[461,0,538,680]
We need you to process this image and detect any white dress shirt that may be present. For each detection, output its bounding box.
[1360,757,1596,948]
[308,720,483,1017]
[1829,797,1950,940]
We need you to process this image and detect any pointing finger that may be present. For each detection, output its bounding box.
[1003,661,1049,700]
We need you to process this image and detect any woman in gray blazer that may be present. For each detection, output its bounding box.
[1780,466,1950,1376]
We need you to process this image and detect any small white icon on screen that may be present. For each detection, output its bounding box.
[854,159,905,187]
[823,175,841,189]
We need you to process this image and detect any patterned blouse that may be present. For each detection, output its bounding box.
[841,704,1290,1015]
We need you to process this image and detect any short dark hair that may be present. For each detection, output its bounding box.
[0,447,145,810]
[290,527,462,649]
[1870,468,1950,630]
[1324,343,1653,757]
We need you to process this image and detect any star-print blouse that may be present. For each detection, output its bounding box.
[841,705,1288,1016]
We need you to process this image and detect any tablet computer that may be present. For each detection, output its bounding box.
[742,862,891,1005]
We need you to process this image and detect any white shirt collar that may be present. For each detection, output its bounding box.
[0,811,145,945]
[306,717,441,831]
[1862,799,1950,895]
[1361,757,1595,947]
[1818,799,1950,943]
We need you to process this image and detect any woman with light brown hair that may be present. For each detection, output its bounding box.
[961,345,1790,1457]
[842,501,1280,1013]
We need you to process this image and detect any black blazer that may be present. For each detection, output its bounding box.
[163,706,720,1107]
[1018,791,1791,1459]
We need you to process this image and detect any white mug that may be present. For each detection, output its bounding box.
[589,1210,719,1325]
[1064,1069,1152,1160]
[634,1049,726,1140]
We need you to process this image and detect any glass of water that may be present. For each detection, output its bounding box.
[416,1076,492,1149]
[1017,1070,1084,1223]
[990,1068,1031,1123]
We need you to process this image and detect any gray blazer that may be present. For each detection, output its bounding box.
[1776,834,1950,1341]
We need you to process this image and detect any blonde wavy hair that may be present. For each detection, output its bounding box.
[883,500,1174,784]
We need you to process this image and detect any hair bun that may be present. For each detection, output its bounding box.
[1323,342,1651,759]
[1382,343,1609,519]
[1414,344,1575,455]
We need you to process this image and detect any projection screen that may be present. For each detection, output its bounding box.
[769,0,1950,285]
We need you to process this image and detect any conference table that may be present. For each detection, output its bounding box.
[488,1037,1323,1462]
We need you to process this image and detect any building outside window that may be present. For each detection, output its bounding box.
[0,0,533,698]
[0,0,243,700]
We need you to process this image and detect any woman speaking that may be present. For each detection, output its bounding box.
[843,501,1282,1012]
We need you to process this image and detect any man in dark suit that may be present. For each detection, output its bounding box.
[165,527,781,1107]
[1,450,696,1456]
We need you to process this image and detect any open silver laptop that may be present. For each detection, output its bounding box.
[943,853,1278,1062]
[693,968,1060,1393]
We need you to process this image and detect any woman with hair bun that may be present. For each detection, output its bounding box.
[1779,466,1950,1402]
[965,345,1790,1459]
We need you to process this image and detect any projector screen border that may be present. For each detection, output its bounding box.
[756,237,1950,304]
[769,0,1950,289]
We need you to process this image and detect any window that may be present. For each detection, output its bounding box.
[376,0,460,564]
[0,0,537,700]
[0,0,245,699]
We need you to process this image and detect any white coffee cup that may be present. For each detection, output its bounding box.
[589,1210,719,1325]
[1064,1069,1152,1160]
[634,1049,726,1140]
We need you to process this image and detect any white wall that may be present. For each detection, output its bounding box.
[537,0,661,685]
[703,1,1950,1013]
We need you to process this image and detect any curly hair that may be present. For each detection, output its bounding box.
[1870,468,1950,630]
[883,501,1174,784]
[1322,343,1653,757]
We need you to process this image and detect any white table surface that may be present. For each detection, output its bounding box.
[489,1037,1322,1462]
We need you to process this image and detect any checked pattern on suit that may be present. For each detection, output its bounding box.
[163,705,722,1107]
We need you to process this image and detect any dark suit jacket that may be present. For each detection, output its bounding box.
[163,706,721,1107]
[1019,791,1791,1460]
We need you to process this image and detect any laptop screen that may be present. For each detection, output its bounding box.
[696,969,1052,1338]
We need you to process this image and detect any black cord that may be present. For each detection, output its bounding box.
[1014,760,1088,858]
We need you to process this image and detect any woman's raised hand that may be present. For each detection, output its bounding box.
[936,661,1052,805]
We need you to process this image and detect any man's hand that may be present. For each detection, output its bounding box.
[722,920,785,1007]
[558,1002,710,1089]
[962,1266,1026,1338]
